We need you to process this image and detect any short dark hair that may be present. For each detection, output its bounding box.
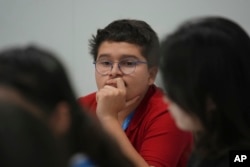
[89,19,160,68]
[160,16,250,158]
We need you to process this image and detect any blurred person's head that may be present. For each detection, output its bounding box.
[0,46,76,136]
[160,16,250,157]
[0,46,135,167]
[0,87,63,167]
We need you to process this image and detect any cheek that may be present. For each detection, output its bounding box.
[125,74,151,98]
[129,69,152,87]
[95,73,105,90]
[168,103,198,131]
[168,103,184,121]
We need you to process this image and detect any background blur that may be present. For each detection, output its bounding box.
[1,0,250,97]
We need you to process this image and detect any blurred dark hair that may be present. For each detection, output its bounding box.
[160,16,250,158]
[0,46,77,114]
[0,45,135,167]
[0,101,63,167]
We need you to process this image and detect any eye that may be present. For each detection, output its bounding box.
[120,60,137,67]
[98,60,112,67]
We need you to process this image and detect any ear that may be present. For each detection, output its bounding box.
[148,67,158,85]
[206,97,216,112]
[49,102,71,137]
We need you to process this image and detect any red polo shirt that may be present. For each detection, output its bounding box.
[78,85,193,167]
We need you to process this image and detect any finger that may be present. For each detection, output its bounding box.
[106,78,120,88]
[116,78,125,90]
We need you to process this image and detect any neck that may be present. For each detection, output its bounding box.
[117,95,143,125]
[118,85,151,124]
[118,109,132,125]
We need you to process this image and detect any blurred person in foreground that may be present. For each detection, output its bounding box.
[0,45,135,167]
[159,16,250,167]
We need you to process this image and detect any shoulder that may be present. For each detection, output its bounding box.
[78,92,96,103]
[132,84,192,137]
[141,85,169,118]
[78,92,97,112]
[131,85,171,129]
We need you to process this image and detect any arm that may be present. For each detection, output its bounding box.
[98,116,151,167]
[96,78,192,167]
[96,78,151,167]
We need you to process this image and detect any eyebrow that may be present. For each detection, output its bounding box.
[98,54,139,60]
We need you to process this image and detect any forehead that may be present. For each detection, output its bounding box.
[97,41,144,60]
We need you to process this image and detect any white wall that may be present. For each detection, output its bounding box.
[1,0,250,97]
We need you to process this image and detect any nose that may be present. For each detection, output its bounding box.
[110,62,123,76]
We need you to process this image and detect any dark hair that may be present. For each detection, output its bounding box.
[89,19,160,68]
[0,46,135,167]
[0,101,63,167]
[0,46,76,114]
[160,16,250,158]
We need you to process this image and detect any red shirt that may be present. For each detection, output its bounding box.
[78,85,193,167]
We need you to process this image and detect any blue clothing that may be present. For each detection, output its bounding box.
[70,153,96,167]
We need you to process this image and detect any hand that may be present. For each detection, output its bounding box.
[96,78,139,120]
[96,78,126,119]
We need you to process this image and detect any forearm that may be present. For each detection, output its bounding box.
[99,116,150,167]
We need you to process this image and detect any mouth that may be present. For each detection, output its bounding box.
[105,81,128,88]
[106,83,117,88]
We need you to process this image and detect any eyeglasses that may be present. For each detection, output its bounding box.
[93,59,147,75]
